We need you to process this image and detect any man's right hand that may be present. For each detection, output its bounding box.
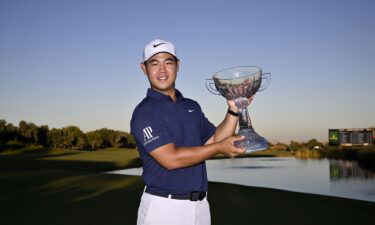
[218,136,246,158]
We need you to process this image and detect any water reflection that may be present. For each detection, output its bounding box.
[330,160,375,181]
[108,157,375,202]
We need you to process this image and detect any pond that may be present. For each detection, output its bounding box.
[108,157,375,202]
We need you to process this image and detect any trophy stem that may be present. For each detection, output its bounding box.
[235,101,269,152]
[239,108,252,129]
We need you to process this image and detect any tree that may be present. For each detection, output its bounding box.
[5,123,19,143]
[272,142,288,151]
[18,120,38,145]
[1,118,136,151]
[0,119,8,144]
[86,129,136,150]
[48,128,64,149]
[123,132,136,148]
[61,126,88,150]
[305,139,323,150]
[86,128,117,149]
[0,120,20,149]
[288,140,301,152]
[114,131,127,148]
[86,130,104,150]
[36,125,49,146]
[115,131,136,148]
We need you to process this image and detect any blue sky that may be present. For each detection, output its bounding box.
[1,0,374,143]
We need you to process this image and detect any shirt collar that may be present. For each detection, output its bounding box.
[147,88,184,102]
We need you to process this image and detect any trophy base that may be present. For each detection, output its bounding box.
[234,128,269,153]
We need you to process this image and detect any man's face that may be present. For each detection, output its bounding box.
[141,52,179,93]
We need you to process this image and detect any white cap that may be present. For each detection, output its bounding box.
[143,38,178,62]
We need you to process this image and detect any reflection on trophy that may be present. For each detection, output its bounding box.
[206,66,271,152]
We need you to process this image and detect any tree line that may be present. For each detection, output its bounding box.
[271,139,325,151]
[0,119,136,151]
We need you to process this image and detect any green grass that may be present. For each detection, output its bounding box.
[0,148,374,225]
[0,147,141,173]
[249,148,294,157]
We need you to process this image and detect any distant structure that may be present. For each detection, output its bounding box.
[328,128,374,146]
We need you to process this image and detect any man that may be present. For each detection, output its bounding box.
[131,38,249,225]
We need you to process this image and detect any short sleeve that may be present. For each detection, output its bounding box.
[131,110,173,154]
[197,104,216,145]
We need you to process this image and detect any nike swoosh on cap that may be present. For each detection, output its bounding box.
[153,43,165,48]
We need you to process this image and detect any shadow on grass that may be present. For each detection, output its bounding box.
[1,172,144,225]
[0,152,144,225]
[32,173,141,202]
[1,152,375,225]
[209,182,375,225]
[0,153,142,173]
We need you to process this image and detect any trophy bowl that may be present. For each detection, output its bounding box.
[206,66,271,152]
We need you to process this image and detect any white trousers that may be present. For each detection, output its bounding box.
[137,192,211,225]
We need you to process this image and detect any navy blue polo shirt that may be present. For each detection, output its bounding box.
[130,88,216,195]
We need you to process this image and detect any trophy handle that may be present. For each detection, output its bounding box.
[205,79,221,95]
[258,73,271,92]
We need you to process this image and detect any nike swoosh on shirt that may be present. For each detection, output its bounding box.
[153,43,165,48]
[188,109,194,112]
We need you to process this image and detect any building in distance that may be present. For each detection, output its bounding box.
[328,128,374,146]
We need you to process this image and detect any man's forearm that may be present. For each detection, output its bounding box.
[150,142,222,170]
[173,143,221,168]
[213,112,238,142]
[150,135,244,170]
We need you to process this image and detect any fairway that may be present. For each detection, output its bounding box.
[1,149,374,225]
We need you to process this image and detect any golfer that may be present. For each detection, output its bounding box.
[131,38,248,225]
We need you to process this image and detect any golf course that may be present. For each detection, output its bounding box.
[1,148,374,225]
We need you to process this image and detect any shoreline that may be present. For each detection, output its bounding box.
[1,171,374,225]
[1,149,374,225]
[108,158,374,203]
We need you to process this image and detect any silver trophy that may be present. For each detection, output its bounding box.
[206,66,271,152]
